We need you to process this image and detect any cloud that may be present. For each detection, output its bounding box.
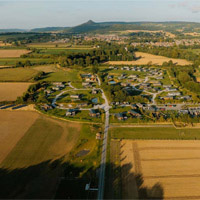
[191,6,200,13]
[169,0,200,14]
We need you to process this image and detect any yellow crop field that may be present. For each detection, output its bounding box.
[0,82,32,101]
[0,49,31,58]
[119,140,200,199]
[108,52,192,66]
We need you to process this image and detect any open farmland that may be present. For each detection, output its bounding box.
[114,140,200,199]
[0,49,31,58]
[0,68,38,82]
[0,110,101,199]
[0,58,53,66]
[0,110,82,198]
[107,52,192,66]
[0,111,39,164]
[33,64,59,73]
[27,43,93,49]
[0,82,32,101]
[0,41,11,47]
[110,127,200,140]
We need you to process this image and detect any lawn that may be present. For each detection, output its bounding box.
[41,69,82,82]
[0,67,39,82]
[110,127,200,140]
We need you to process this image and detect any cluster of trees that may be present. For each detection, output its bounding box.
[17,82,50,103]
[15,60,32,67]
[17,82,42,103]
[57,44,135,67]
[170,66,200,94]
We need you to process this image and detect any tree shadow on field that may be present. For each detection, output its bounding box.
[105,163,164,200]
[0,158,98,199]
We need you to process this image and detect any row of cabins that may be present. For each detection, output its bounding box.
[66,108,101,117]
[81,73,97,88]
[115,109,141,120]
[45,82,66,95]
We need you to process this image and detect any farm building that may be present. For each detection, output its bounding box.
[66,109,78,116]
[89,109,100,117]
[128,110,141,117]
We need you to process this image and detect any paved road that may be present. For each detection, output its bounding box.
[97,76,110,200]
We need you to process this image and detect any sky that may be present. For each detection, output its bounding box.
[1,0,200,29]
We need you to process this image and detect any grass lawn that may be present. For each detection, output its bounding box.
[110,127,200,140]
[0,67,39,82]
[41,69,82,82]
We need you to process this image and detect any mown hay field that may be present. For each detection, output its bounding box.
[0,82,32,101]
[110,127,200,140]
[0,49,31,58]
[118,140,200,199]
[0,110,82,198]
[0,67,38,82]
[108,52,192,66]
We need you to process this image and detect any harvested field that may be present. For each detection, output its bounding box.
[0,82,32,101]
[117,140,200,199]
[0,110,81,198]
[0,42,11,47]
[107,52,192,66]
[0,68,38,82]
[0,49,31,58]
[0,111,39,164]
[0,66,12,69]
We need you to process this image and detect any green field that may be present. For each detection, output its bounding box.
[110,127,200,140]
[0,58,53,66]
[37,48,91,55]
[41,69,82,82]
[0,67,39,82]
[0,112,101,199]
[27,43,93,49]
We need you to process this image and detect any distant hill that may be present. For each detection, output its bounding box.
[30,27,70,32]
[66,20,110,33]
[65,20,200,34]
[0,29,27,33]
[1,21,200,34]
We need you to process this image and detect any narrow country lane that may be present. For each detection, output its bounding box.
[97,76,110,200]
